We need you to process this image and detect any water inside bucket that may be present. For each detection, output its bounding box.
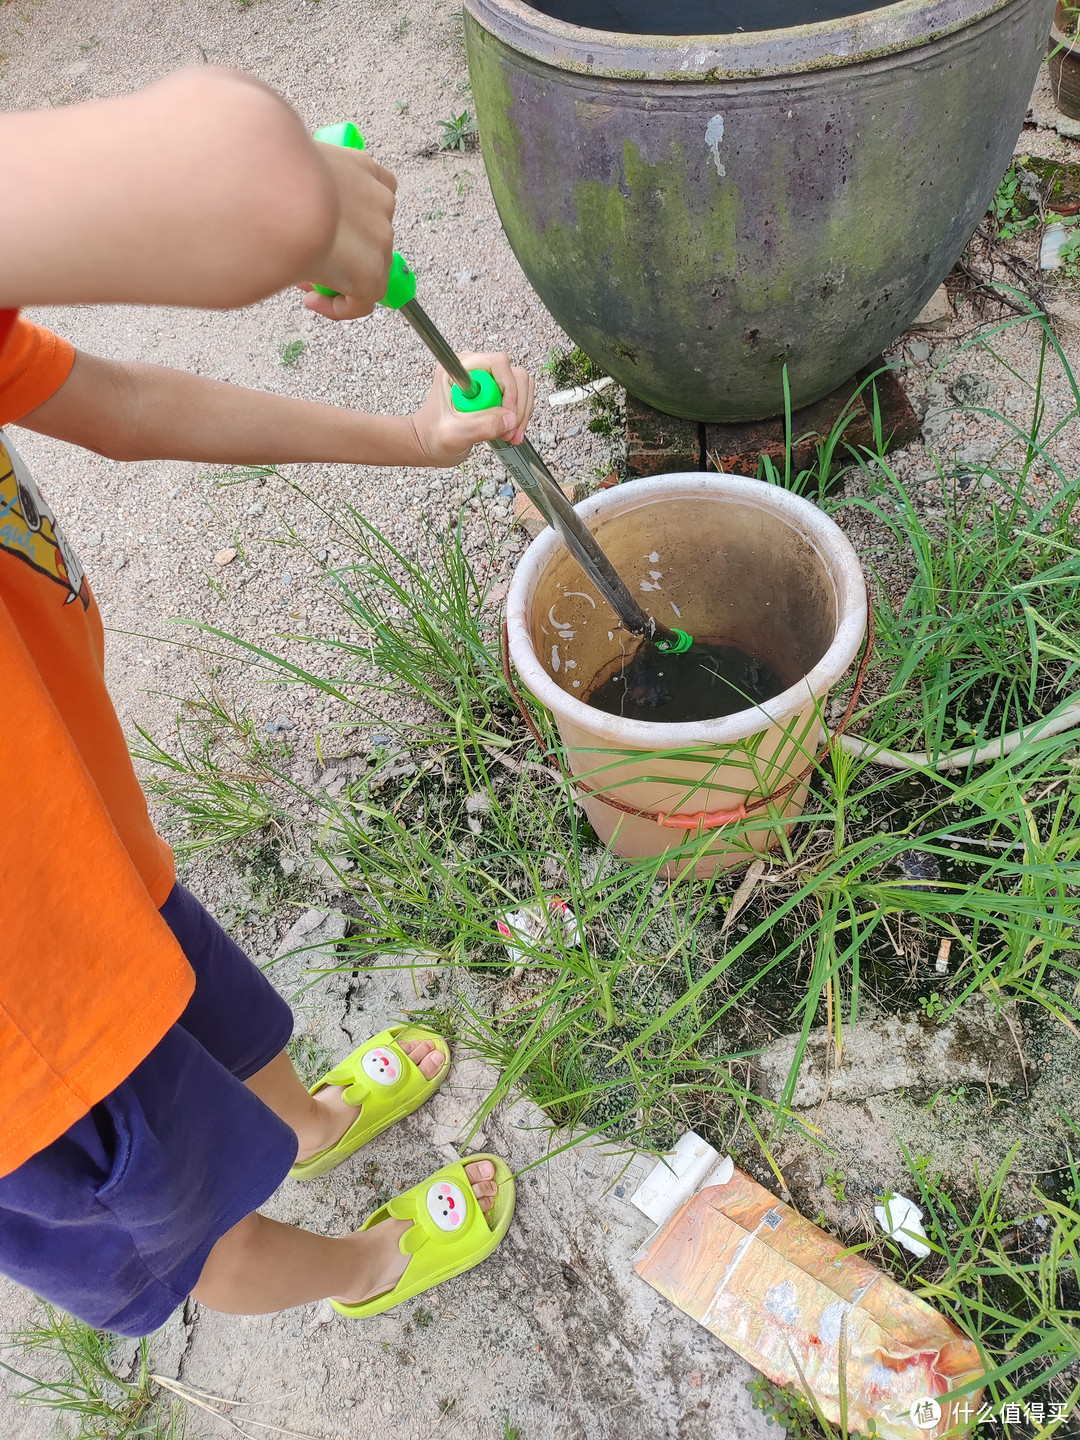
[584,639,786,723]
[524,0,893,36]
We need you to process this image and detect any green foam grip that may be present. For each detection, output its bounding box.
[654,628,694,654]
[315,121,364,150]
[310,123,417,306]
[451,368,503,412]
[381,252,417,310]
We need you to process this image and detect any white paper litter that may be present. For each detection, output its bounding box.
[495,896,584,971]
[875,1192,932,1258]
[631,1131,734,1227]
[548,375,615,407]
[1040,222,1069,271]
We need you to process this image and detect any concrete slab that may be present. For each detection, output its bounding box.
[752,996,1027,1108]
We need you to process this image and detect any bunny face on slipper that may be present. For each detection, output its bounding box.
[361,1047,403,1086]
[426,1180,468,1231]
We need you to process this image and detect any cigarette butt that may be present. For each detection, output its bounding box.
[935,938,951,974]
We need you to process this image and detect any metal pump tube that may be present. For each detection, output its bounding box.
[400,297,678,646]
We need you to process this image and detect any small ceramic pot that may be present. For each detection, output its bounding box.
[1049,1,1080,121]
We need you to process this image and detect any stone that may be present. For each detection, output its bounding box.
[310,851,356,878]
[244,501,265,517]
[113,554,128,572]
[497,482,515,498]
[625,392,700,477]
[271,907,349,1004]
[751,996,1026,1107]
[957,440,996,466]
[907,339,931,364]
[921,387,953,445]
[950,372,992,409]
[423,1054,499,1156]
[908,284,952,330]
[213,547,237,566]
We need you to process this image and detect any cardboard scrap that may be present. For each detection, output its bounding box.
[636,1166,982,1440]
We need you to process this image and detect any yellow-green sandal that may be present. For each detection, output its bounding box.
[331,1154,516,1319]
[288,1025,450,1182]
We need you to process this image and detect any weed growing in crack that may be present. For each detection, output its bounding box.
[543,345,605,391]
[286,1028,335,1088]
[0,1307,188,1439]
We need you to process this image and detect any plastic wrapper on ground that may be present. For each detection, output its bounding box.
[635,1165,983,1439]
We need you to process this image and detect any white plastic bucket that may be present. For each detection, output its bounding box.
[505,473,867,877]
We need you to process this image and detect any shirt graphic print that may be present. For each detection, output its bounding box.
[0,431,89,609]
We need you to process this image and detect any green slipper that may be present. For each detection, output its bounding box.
[330,1153,516,1319]
[288,1025,450,1182]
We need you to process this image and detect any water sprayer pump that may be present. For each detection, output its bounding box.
[311,122,693,658]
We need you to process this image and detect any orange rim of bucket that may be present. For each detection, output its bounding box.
[498,583,875,834]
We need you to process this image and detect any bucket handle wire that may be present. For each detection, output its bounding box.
[498,585,875,833]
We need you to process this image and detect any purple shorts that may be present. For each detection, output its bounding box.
[0,883,297,1336]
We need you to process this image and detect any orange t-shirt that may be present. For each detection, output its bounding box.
[0,312,194,1177]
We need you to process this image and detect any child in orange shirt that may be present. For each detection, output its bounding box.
[0,68,529,1333]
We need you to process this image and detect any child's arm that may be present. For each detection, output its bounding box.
[15,347,534,468]
[0,68,395,318]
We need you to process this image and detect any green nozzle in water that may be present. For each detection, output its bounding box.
[311,125,417,307]
[654,628,694,654]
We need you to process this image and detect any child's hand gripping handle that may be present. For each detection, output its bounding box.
[311,123,416,309]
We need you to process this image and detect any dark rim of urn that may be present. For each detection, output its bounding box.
[465,0,1015,79]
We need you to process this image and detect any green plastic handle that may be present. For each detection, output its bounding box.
[451,368,503,413]
[311,123,417,309]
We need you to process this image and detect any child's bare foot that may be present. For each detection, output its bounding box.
[294,1038,447,1163]
[331,1160,500,1306]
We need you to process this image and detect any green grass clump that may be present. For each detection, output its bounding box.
[133,688,291,857]
[436,110,476,151]
[278,339,305,368]
[989,161,1038,242]
[904,1144,1080,1425]
[0,1307,187,1439]
[544,345,605,391]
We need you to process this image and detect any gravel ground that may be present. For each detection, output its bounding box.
[3,2,1080,1437]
